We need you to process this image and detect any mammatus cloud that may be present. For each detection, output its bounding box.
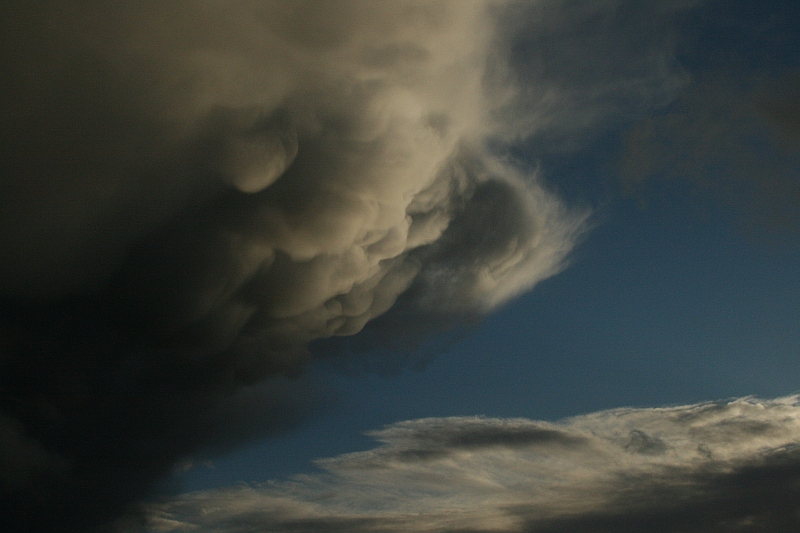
[0,0,584,324]
[143,396,800,533]
[1,0,742,530]
[1,1,593,530]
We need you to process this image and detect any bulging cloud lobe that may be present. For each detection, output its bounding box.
[0,1,585,530]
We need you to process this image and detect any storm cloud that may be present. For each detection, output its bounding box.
[143,396,800,533]
[1,0,756,531]
[0,1,591,530]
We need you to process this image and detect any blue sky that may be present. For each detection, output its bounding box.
[2,1,799,532]
[178,0,800,492]
[180,126,800,491]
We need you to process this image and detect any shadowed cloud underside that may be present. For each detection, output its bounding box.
[0,2,587,530]
[2,1,798,532]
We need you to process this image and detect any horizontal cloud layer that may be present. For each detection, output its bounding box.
[146,396,800,533]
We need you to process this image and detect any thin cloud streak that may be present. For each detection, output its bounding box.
[147,396,800,533]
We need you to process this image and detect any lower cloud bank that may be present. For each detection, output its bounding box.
[138,395,800,533]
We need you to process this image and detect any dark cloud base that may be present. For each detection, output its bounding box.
[0,2,586,531]
[4,1,797,531]
[521,452,800,533]
[0,293,326,532]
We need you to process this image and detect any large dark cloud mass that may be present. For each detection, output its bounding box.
[1,2,588,531]
[5,1,790,531]
[145,396,800,533]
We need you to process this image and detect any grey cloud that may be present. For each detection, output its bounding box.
[0,1,589,530]
[0,415,71,498]
[624,429,668,455]
[516,451,800,533]
[759,77,800,138]
[4,0,762,529]
[370,417,588,451]
[335,417,589,466]
[145,396,800,533]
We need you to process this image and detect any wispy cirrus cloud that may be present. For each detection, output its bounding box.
[145,396,800,533]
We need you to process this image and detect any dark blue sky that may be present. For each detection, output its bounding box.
[4,3,800,531]
[179,1,800,492]
[180,158,800,490]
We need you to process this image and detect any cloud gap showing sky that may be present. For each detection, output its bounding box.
[1,1,799,532]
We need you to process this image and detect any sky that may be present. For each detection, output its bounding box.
[1,1,799,532]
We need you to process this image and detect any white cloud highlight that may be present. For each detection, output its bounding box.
[147,396,800,532]
[0,0,586,352]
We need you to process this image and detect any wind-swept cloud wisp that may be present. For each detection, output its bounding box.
[147,396,800,533]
